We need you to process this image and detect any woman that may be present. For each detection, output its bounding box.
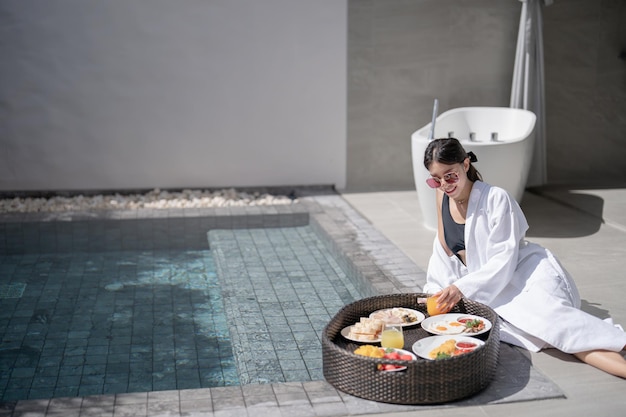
[422,137,626,378]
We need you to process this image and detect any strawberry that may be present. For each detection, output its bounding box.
[385,352,401,360]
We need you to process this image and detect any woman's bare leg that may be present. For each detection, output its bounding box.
[574,350,626,378]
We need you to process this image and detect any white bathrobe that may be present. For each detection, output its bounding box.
[424,181,626,353]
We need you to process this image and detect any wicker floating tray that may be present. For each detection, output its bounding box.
[322,293,500,404]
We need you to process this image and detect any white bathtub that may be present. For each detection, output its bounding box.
[411,107,537,230]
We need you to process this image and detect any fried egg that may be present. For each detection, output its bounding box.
[429,321,464,334]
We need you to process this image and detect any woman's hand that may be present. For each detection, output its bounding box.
[434,285,464,312]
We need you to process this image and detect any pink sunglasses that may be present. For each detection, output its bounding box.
[426,171,460,189]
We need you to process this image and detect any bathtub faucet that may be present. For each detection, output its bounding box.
[428,98,439,140]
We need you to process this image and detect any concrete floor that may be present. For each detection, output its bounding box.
[340,185,626,417]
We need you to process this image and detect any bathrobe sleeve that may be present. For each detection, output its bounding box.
[424,236,468,294]
[451,184,529,305]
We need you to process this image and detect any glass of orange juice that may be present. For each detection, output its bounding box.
[426,295,450,316]
[380,324,404,349]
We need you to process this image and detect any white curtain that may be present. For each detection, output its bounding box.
[510,0,551,186]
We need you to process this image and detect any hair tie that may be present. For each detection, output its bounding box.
[467,151,478,163]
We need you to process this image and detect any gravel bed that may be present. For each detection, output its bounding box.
[0,188,297,213]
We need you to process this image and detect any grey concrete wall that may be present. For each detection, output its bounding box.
[543,0,626,186]
[347,0,626,190]
[0,0,347,192]
[347,0,520,190]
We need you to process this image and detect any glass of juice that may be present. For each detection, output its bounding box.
[426,295,450,316]
[380,324,404,349]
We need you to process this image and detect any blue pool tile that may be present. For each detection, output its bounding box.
[1,245,237,402]
[78,385,106,398]
[0,209,370,407]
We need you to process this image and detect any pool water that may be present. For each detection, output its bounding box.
[210,226,362,384]
[0,217,361,402]
[0,248,235,401]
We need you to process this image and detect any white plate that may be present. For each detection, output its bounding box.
[421,313,492,336]
[412,335,485,360]
[377,347,417,372]
[341,325,381,343]
[369,307,425,327]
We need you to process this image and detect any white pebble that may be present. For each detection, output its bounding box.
[0,188,296,213]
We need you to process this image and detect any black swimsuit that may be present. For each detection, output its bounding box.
[442,194,465,257]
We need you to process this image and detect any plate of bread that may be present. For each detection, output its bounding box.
[341,317,384,343]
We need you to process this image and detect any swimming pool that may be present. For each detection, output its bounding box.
[0,213,367,402]
[0,218,234,401]
[0,189,425,414]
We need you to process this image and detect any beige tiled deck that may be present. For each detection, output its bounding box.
[341,185,626,417]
